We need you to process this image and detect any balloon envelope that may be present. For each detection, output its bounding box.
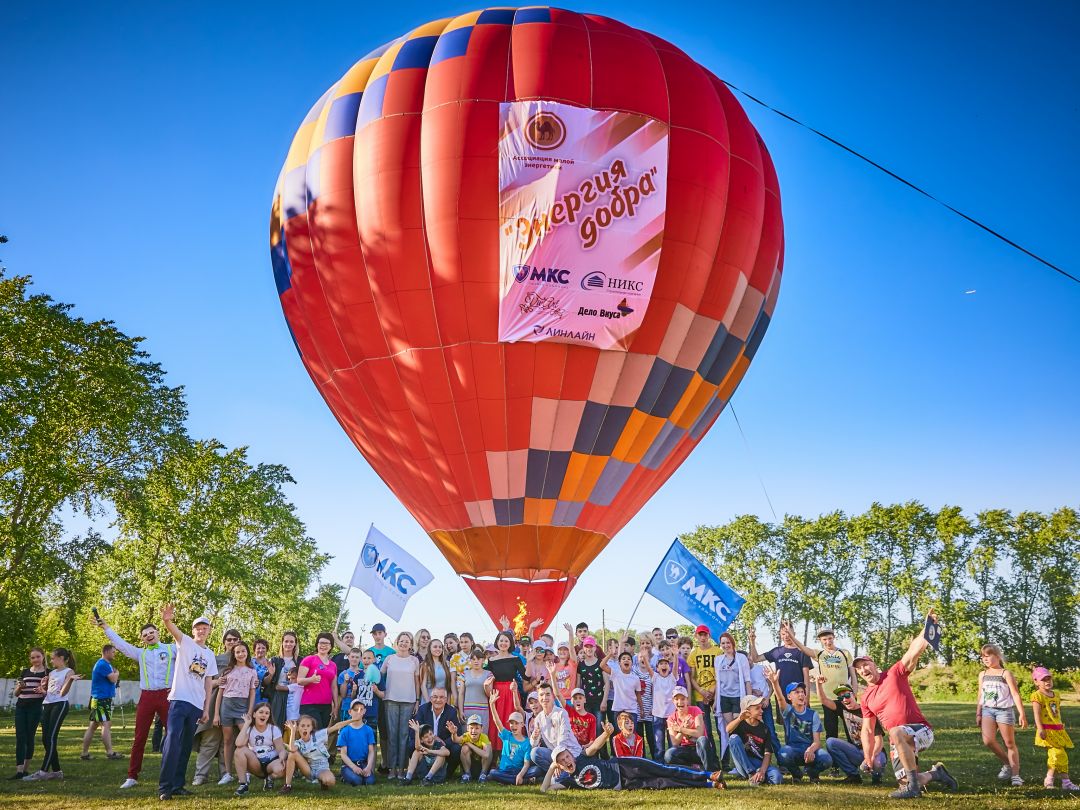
[270,7,784,630]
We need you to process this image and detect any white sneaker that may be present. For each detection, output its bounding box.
[997,765,1012,780]
[23,770,47,781]
[120,778,139,789]
[217,773,235,785]
[44,770,64,780]
[1011,775,1024,786]
[192,776,207,786]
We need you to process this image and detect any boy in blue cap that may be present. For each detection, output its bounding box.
[763,667,832,782]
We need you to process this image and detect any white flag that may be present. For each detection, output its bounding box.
[349,525,434,621]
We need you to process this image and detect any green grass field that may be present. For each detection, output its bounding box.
[1,702,1077,808]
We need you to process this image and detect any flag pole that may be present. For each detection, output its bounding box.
[336,523,373,633]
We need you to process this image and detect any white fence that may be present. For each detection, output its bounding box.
[1,679,143,711]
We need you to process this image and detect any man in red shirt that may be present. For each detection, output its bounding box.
[853,612,958,799]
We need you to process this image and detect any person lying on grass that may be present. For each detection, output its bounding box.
[541,721,726,791]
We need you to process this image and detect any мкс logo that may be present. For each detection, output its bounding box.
[514,265,571,285]
[663,559,687,586]
[524,111,566,150]
[361,542,378,568]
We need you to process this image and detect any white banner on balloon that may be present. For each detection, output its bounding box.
[497,100,669,350]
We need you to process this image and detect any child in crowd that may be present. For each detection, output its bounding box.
[283,668,303,745]
[403,720,449,785]
[977,644,1026,785]
[602,650,643,728]
[281,715,348,793]
[577,636,606,726]
[336,700,377,786]
[336,648,365,721]
[1032,666,1078,790]
[25,649,80,781]
[567,688,597,748]
[233,702,285,795]
[643,652,677,760]
[552,629,578,703]
[612,711,644,757]
[726,694,781,785]
[764,667,832,782]
[676,637,694,689]
[452,714,493,782]
[487,704,538,785]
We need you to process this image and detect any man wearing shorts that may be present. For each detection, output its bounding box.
[81,645,121,760]
[854,613,958,799]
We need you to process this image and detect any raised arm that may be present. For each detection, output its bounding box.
[784,621,817,660]
[899,611,936,673]
[488,690,506,735]
[763,666,789,711]
[815,674,837,711]
[100,621,140,660]
[160,604,184,644]
[585,721,614,756]
[747,626,765,663]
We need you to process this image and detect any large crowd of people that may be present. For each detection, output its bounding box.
[7,608,1076,799]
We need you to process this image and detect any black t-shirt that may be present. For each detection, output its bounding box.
[486,656,525,683]
[331,652,351,675]
[841,703,881,745]
[17,668,48,707]
[731,719,773,760]
[578,660,605,707]
[558,755,621,789]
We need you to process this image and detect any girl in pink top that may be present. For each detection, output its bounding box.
[215,641,259,782]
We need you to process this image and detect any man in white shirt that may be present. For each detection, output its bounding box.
[529,681,582,771]
[97,617,177,788]
[157,605,218,801]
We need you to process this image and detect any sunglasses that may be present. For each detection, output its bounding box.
[224,637,240,643]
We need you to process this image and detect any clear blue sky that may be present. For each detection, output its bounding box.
[4,2,1078,646]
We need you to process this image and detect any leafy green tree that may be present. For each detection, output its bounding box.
[84,439,336,653]
[926,506,977,664]
[969,510,1009,645]
[996,511,1050,664]
[1036,507,1080,669]
[0,271,186,668]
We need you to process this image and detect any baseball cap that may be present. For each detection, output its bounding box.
[695,624,710,635]
[740,695,765,710]
[816,627,835,638]
[518,635,532,645]
[533,641,548,652]
[557,640,570,650]
[371,623,386,633]
[485,644,497,653]
[570,687,585,698]
[1032,666,1052,681]
[672,686,688,697]
[552,745,569,758]
[467,714,482,726]
[526,691,539,702]
[784,681,805,697]
[582,635,597,647]
[852,655,874,667]
[508,711,525,724]
[192,616,211,627]
[834,684,855,697]
[350,698,367,709]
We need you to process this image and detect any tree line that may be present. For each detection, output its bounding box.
[0,257,343,677]
[680,502,1080,670]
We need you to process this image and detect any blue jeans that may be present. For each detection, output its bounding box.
[664,736,711,769]
[651,719,669,762]
[159,701,202,794]
[531,746,553,771]
[487,765,542,784]
[826,737,885,777]
[728,734,782,784]
[341,766,376,785]
[778,744,832,778]
[763,702,781,751]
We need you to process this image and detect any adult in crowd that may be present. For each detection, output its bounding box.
[664,685,713,769]
[331,630,355,675]
[787,625,856,740]
[11,647,48,780]
[98,617,178,789]
[726,694,781,785]
[366,622,394,773]
[296,632,338,733]
[712,631,751,766]
[487,630,527,751]
[976,643,1027,786]
[413,628,432,662]
[816,677,885,784]
[24,649,80,781]
[268,631,299,729]
[854,612,958,799]
[409,686,461,776]
[192,628,240,786]
[250,639,274,704]
[381,630,420,780]
[80,644,121,761]
[529,681,582,772]
[158,606,218,801]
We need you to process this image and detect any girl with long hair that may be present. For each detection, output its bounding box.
[420,639,453,703]
[976,644,1026,785]
[215,640,259,784]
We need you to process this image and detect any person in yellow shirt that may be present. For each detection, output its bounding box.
[450,715,493,783]
[1031,666,1077,791]
[788,626,855,740]
[688,625,722,756]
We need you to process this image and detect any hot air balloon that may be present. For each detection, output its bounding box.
[270,7,783,633]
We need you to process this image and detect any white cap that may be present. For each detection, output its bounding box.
[192,616,211,627]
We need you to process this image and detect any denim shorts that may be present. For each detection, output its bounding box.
[982,706,1016,725]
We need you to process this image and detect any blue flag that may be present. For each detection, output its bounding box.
[645,539,746,635]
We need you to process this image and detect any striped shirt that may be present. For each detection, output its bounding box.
[105,627,177,690]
